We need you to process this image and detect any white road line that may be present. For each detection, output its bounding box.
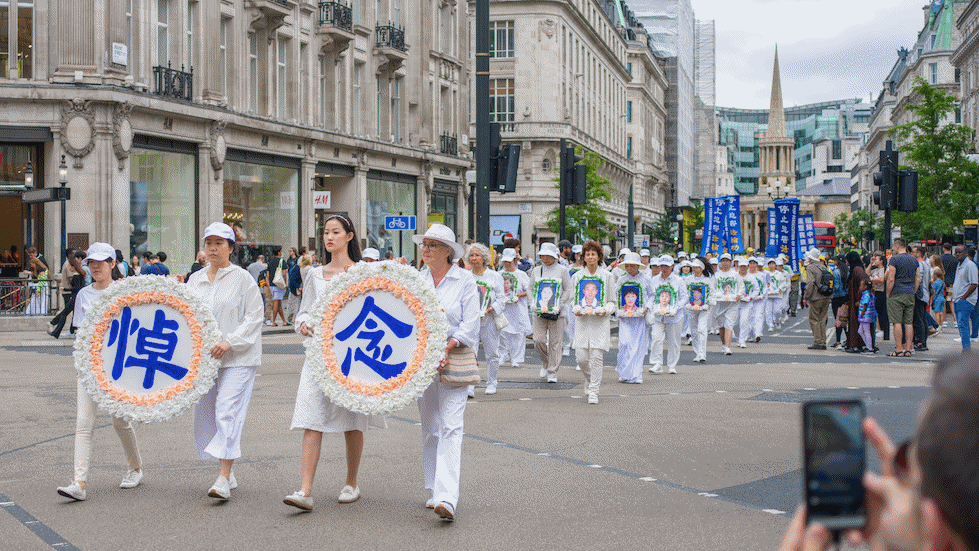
[493,442,505,446]
[763,509,787,515]
[888,385,899,388]
[588,464,602,469]
[715,390,728,393]
[698,492,719,497]
[803,388,816,391]
[518,398,532,401]
[762,389,775,392]
[669,392,680,395]
[846,386,859,390]
[537,452,550,457]
[639,477,657,482]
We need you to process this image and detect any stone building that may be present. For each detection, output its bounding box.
[0,0,473,275]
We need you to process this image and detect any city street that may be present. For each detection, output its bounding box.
[0,312,943,551]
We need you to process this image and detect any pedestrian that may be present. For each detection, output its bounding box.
[185,223,264,500]
[48,248,83,338]
[466,243,505,396]
[951,244,978,351]
[648,255,687,374]
[114,250,130,277]
[747,257,768,342]
[940,241,957,322]
[788,260,801,317]
[361,247,380,262]
[287,255,303,325]
[685,258,714,363]
[571,241,615,403]
[156,252,171,275]
[803,249,831,350]
[930,258,946,332]
[614,253,652,382]
[284,214,385,511]
[828,257,848,349]
[268,247,289,326]
[884,238,919,357]
[247,255,267,282]
[139,252,166,275]
[287,247,299,271]
[26,256,50,315]
[911,246,931,351]
[57,244,142,501]
[712,253,742,355]
[529,242,571,383]
[414,223,480,521]
[854,275,877,355]
[557,239,573,267]
[498,248,531,368]
[186,250,206,282]
[869,252,889,341]
[844,251,868,353]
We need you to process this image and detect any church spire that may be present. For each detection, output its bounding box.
[768,46,786,139]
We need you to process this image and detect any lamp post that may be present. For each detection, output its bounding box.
[24,159,33,260]
[767,178,788,201]
[675,212,684,252]
[858,220,866,251]
[59,155,68,264]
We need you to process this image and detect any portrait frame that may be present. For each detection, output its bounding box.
[534,278,560,314]
[688,282,709,308]
[577,276,604,309]
[618,283,644,309]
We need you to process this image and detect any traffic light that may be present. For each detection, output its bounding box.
[495,143,520,193]
[873,147,898,211]
[898,170,918,212]
[562,145,587,205]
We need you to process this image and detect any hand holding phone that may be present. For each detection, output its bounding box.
[802,399,867,531]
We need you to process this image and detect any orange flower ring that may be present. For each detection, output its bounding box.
[319,277,428,397]
[88,290,203,407]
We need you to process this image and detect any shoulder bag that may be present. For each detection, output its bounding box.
[439,346,481,387]
[272,259,288,289]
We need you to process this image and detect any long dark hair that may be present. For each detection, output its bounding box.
[322,214,362,264]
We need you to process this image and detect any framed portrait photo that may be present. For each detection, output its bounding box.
[577,277,604,309]
[535,279,560,314]
[688,283,709,308]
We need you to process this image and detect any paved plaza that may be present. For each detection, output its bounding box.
[0,313,946,550]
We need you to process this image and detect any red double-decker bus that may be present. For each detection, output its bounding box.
[813,222,837,253]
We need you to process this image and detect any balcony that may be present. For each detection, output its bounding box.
[245,0,292,31]
[374,24,408,71]
[317,2,355,50]
[152,63,193,102]
[440,133,458,156]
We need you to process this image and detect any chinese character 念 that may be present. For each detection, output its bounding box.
[336,296,414,379]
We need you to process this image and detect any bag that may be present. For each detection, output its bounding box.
[439,347,481,387]
[538,312,560,321]
[493,312,509,331]
[816,267,834,296]
[258,269,268,288]
[272,260,287,289]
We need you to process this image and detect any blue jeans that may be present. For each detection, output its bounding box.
[956,300,975,350]
[972,301,979,338]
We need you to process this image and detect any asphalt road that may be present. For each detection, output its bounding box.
[0,310,943,551]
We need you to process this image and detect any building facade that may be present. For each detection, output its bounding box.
[0,0,473,275]
[693,19,716,199]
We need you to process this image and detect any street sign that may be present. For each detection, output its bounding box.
[385,215,416,231]
[313,190,332,209]
[964,219,978,226]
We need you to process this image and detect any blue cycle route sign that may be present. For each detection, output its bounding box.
[384,216,416,231]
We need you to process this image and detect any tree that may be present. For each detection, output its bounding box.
[888,76,979,242]
[834,210,887,251]
[684,200,705,253]
[544,147,615,242]
[649,213,677,254]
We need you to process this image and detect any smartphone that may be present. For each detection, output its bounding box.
[802,399,866,530]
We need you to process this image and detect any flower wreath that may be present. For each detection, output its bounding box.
[306,261,448,415]
[73,276,222,424]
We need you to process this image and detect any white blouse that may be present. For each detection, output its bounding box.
[186,265,265,368]
[423,264,480,349]
[473,268,506,319]
[570,266,616,350]
[72,284,103,328]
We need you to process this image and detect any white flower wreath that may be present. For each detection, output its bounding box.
[305,261,448,415]
[73,276,222,424]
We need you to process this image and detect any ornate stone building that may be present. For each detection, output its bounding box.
[0,0,472,273]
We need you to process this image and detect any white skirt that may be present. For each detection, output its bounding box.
[291,359,387,433]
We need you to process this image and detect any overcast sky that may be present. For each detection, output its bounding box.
[695,0,929,109]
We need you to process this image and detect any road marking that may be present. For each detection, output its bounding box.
[518,398,532,401]
[537,452,550,457]
[803,388,816,391]
[588,464,603,469]
[888,385,899,388]
[669,392,680,395]
[0,493,79,551]
[762,389,774,392]
[639,477,657,482]
[763,509,787,515]
[846,386,859,390]
[698,492,719,497]
[715,390,728,393]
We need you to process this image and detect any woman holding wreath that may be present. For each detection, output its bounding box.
[570,241,616,404]
[414,224,480,521]
[186,223,265,500]
[466,243,506,396]
[284,214,385,511]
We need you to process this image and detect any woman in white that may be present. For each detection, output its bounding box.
[466,243,505,396]
[765,258,786,331]
[415,224,480,521]
[186,223,264,500]
[570,241,615,404]
[498,248,531,368]
[614,253,651,383]
[685,259,715,363]
[57,244,142,501]
[284,214,385,511]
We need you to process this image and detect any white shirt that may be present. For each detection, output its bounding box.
[713,268,745,303]
[684,274,715,311]
[500,268,531,334]
[423,264,481,349]
[187,265,265,367]
[72,284,104,329]
[570,266,616,350]
[472,268,505,319]
[649,272,688,324]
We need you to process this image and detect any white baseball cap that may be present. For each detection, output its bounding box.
[84,242,116,262]
[692,258,705,269]
[501,248,517,262]
[572,244,583,254]
[203,222,236,242]
[736,257,750,267]
[649,256,662,266]
[719,253,732,261]
[622,252,642,266]
[709,257,719,265]
[362,247,380,261]
[678,251,688,259]
[775,258,784,266]
[640,248,650,257]
[658,255,675,266]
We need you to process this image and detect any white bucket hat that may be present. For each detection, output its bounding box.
[805,248,821,262]
[617,247,632,257]
[622,252,642,266]
[539,242,560,259]
[413,223,465,261]
[501,248,517,262]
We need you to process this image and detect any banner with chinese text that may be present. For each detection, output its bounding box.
[724,195,744,254]
[765,207,779,258]
[774,198,800,273]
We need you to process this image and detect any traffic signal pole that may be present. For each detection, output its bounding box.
[475,0,490,245]
[559,138,567,243]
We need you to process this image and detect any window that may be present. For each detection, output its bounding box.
[376,76,382,137]
[542,157,551,171]
[930,62,938,84]
[319,55,328,128]
[626,62,632,77]
[248,33,257,113]
[489,21,514,58]
[392,0,400,27]
[353,63,362,134]
[351,0,359,25]
[157,0,168,66]
[299,43,308,123]
[955,67,961,83]
[831,140,841,160]
[219,19,227,96]
[627,136,632,159]
[186,1,194,70]
[277,37,287,120]
[392,77,401,143]
[626,101,632,123]
[126,0,134,74]
[956,104,962,124]
[489,78,515,131]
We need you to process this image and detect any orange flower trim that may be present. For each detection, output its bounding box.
[89,291,204,407]
[319,276,429,397]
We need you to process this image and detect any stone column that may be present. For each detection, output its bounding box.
[53,0,98,81]
[300,156,317,246]
[201,1,224,105]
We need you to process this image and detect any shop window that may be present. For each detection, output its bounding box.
[0,0,34,79]
[366,178,416,262]
[223,159,299,266]
[131,145,197,275]
[429,190,457,235]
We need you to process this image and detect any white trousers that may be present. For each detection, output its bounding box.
[681,308,690,336]
[687,309,710,359]
[563,311,573,350]
[194,366,257,461]
[73,379,141,482]
[499,331,526,365]
[765,297,781,329]
[419,378,468,509]
[650,322,682,370]
[575,347,604,396]
[473,317,501,389]
[738,302,755,344]
[752,300,766,337]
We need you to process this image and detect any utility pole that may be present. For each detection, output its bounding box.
[474,0,490,245]
[627,184,634,250]
[559,138,567,243]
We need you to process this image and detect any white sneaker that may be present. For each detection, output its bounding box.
[723,347,732,355]
[264,320,273,326]
[425,498,436,509]
[484,385,497,395]
[648,367,662,374]
[338,485,361,503]
[283,490,313,511]
[737,342,747,348]
[208,475,231,500]
[540,368,547,378]
[510,362,519,368]
[57,481,86,501]
[434,501,456,521]
[942,321,948,327]
[668,368,677,374]
[120,469,142,489]
[587,394,599,404]
[575,365,581,370]
[562,347,570,357]
[955,337,963,342]
[546,377,558,383]
[229,472,238,490]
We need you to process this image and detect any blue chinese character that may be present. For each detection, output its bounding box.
[108,308,189,389]
[336,296,414,379]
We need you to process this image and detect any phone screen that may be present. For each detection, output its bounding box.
[803,400,866,530]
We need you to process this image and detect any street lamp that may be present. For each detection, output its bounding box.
[859,220,866,251]
[59,155,68,264]
[767,179,788,201]
[24,161,33,189]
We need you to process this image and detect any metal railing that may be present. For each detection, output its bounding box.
[440,133,458,156]
[319,1,353,30]
[152,63,194,102]
[0,278,61,316]
[274,0,291,6]
[375,24,406,52]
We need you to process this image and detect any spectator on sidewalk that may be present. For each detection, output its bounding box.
[869,252,889,341]
[803,249,831,350]
[952,244,978,351]
[247,255,267,283]
[912,246,931,351]
[885,238,919,357]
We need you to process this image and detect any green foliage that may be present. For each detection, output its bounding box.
[544,147,614,242]
[684,200,705,253]
[650,213,676,251]
[834,210,885,250]
[887,76,979,241]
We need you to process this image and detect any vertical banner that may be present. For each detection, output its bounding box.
[700,197,716,257]
[725,195,744,254]
[775,198,801,273]
[802,215,816,253]
[765,207,779,258]
[797,215,807,263]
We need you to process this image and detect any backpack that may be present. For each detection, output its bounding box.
[816,266,834,296]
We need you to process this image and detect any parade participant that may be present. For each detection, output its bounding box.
[57,244,142,501]
[765,258,786,331]
[614,253,651,383]
[713,253,743,355]
[779,255,793,324]
[361,247,380,262]
[685,258,714,363]
[570,241,615,403]
[498,248,531,368]
[530,243,572,383]
[185,223,264,500]
[678,260,693,344]
[564,245,584,358]
[639,249,652,278]
[748,257,769,342]
[284,215,384,511]
[788,256,801,317]
[708,256,721,334]
[415,224,480,521]
[648,255,687,373]
[735,258,756,348]
[466,243,505,396]
[610,247,631,280]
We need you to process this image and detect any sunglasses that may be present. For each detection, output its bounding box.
[893,439,912,480]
